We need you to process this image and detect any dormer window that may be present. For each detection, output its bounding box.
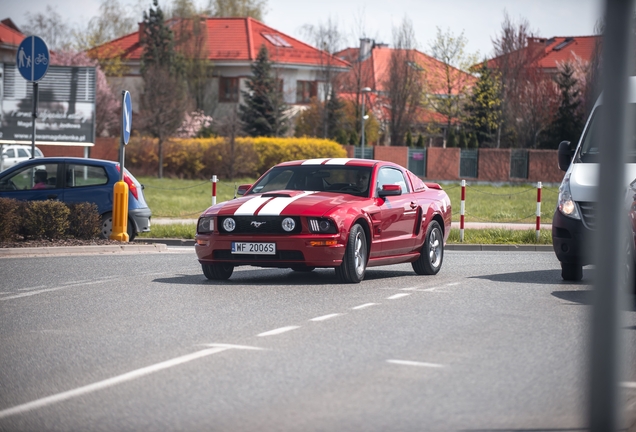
[263,33,292,48]
[553,38,574,51]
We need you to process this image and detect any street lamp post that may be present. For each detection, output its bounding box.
[360,87,371,159]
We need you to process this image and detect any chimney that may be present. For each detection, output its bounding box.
[359,38,373,62]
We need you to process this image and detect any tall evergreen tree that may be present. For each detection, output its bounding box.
[543,62,584,148]
[325,88,345,141]
[465,63,502,147]
[141,0,175,74]
[240,45,288,137]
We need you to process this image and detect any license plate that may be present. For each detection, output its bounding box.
[231,242,276,255]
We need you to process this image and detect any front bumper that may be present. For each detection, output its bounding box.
[551,209,591,266]
[195,234,346,268]
[129,207,152,233]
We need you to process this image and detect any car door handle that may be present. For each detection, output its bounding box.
[47,194,58,200]
[410,202,417,209]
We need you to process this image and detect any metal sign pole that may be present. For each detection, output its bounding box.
[31,82,38,159]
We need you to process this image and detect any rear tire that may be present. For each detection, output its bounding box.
[412,221,444,275]
[561,263,583,281]
[202,263,234,280]
[335,224,367,283]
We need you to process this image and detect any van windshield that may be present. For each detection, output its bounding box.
[580,104,636,162]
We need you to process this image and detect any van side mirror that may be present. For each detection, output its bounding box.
[557,141,575,172]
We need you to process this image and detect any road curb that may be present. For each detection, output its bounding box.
[445,244,553,251]
[135,238,195,247]
[0,243,168,258]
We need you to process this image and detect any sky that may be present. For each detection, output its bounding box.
[3,0,603,58]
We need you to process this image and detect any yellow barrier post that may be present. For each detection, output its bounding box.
[110,90,132,242]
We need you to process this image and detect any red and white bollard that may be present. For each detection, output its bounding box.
[536,181,542,241]
[460,180,466,242]
[211,175,217,206]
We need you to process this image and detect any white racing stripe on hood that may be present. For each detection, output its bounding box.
[257,191,315,216]
[234,196,272,215]
[302,158,329,165]
[324,158,352,165]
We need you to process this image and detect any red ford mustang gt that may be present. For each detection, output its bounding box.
[195,158,452,283]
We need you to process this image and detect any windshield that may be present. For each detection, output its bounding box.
[248,165,373,198]
[579,104,636,162]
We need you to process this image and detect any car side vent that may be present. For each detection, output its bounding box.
[578,201,596,230]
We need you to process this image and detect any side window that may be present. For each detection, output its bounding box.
[0,163,59,191]
[17,148,28,158]
[66,164,109,188]
[377,167,410,194]
[5,149,15,158]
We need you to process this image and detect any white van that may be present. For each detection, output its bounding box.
[552,76,636,281]
[0,145,44,172]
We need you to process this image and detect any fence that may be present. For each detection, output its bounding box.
[408,148,426,176]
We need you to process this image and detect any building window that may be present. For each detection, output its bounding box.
[296,80,317,104]
[220,77,239,102]
[262,33,292,48]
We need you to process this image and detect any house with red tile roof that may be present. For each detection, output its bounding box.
[92,16,350,119]
[0,19,25,64]
[335,39,476,146]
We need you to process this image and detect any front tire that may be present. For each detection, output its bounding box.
[561,263,583,281]
[412,220,444,275]
[335,224,367,283]
[202,263,234,280]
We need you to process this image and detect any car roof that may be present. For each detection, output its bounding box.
[9,157,117,165]
[276,158,383,169]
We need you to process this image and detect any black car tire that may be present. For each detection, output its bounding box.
[202,263,234,280]
[412,220,444,275]
[100,212,135,241]
[561,262,583,281]
[335,223,367,283]
[291,265,315,272]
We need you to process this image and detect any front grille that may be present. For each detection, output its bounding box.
[578,201,595,229]
[213,250,305,261]
[218,216,302,235]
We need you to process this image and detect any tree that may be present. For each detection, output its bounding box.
[139,0,190,178]
[51,51,120,138]
[427,27,478,147]
[22,6,73,51]
[386,18,423,146]
[208,0,268,20]
[542,62,584,148]
[240,45,288,137]
[465,63,502,147]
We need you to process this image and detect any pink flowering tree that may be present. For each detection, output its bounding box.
[175,110,214,138]
[51,50,120,137]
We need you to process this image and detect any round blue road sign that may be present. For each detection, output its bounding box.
[122,91,132,145]
[16,36,49,82]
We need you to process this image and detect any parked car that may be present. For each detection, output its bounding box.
[553,76,636,281]
[625,179,636,295]
[0,157,151,240]
[0,145,44,172]
[195,158,452,283]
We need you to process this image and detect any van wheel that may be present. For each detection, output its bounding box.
[561,263,583,281]
[202,263,234,280]
[100,212,135,241]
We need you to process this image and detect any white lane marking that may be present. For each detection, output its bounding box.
[257,326,300,337]
[446,282,460,287]
[301,158,329,165]
[387,359,445,368]
[204,343,264,350]
[310,313,342,322]
[352,303,378,310]
[400,286,420,291]
[387,293,411,300]
[1,280,108,301]
[257,192,315,216]
[18,285,47,291]
[622,382,636,388]
[234,196,271,216]
[0,347,231,420]
[324,158,352,165]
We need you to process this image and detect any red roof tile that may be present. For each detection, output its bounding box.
[91,17,349,69]
[0,21,25,47]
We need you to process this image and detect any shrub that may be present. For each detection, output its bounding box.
[67,203,101,239]
[21,201,70,240]
[0,198,22,242]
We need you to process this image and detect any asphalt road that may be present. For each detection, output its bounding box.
[0,249,634,431]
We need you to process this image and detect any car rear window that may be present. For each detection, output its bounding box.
[66,164,109,188]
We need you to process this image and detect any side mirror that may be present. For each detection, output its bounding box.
[557,140,575,172]
[236,184,252,196]
[378,184,402,198]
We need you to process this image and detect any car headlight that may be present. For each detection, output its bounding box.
[308,218,338,234]
[198,216,214,233]
[281,217,296,232]
[557,173,581,220]
[222,217,236,232]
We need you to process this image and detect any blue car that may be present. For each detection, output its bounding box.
[0,157,151,240]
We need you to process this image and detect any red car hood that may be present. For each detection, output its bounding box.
[208,190,366,217]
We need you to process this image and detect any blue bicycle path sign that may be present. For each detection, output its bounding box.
[16,36,49,82]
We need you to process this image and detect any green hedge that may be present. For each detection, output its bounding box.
[0,198,101,242]
[124,136,347,179]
